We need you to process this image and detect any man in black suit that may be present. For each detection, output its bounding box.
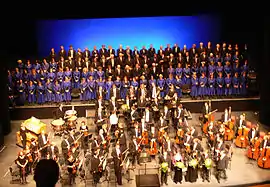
[235,114,247,137]
[108,96,119,113]
[53,104,64,119]
[140,46,148,57]
[95,96,105,110]
[144,106,153,124]
[83,47,91,59]
[111,143,124,185]
[248,125,260,142]
[91,150,101,185]
[172,43,181,56]
[110,84,120,100]
[148,44,156,59]
[174,104,185,127]
[183,132,193,149]
[38,130,48,158]
[129,136,141,166]
[216,150,228,183]
[59,45,67,59]
[20,125,27,149]
[201,102,211,123]
[64,58,75,71]
[47,142,59,161]
[129,105,140,122]
[260,135,270,149]
[67,45,76,60]
[61,135,70,161]
[91,46,99,59]
[99,45,107,57]
[159,151,171,185]
[191,138,203,153]
[107,46,115,57]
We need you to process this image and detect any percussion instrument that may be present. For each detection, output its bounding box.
[51,119,65,134]
[68,116,77,121]
[65,110,77,119]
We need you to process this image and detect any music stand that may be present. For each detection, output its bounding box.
[139,151,151,175]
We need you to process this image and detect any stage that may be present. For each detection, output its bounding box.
[1,111,270,187]
[10,96,260,120]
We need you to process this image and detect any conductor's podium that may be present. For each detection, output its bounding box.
[16,116,47,148]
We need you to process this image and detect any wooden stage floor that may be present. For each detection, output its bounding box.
[0,111,270,187]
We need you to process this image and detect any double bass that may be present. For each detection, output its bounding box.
[202,109,218,134]
[235,127,249,148]
[247,138,261,160]
[257,147,270,169]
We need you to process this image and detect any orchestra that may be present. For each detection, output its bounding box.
[11,43,270,186]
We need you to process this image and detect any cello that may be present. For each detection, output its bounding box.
[257,147,270,169]
[235,127,249,148]
[203,109,218,134]
[141,129,149,145]
[247,137,261,160]
[148,138,158,156]
[175,128,184,145]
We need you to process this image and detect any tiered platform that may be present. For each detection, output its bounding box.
[10,96,260,120]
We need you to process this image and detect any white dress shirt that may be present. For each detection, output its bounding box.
[110,114,118,125]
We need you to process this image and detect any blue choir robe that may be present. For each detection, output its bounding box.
[30,73,39,85]
[23,73,30,84]
[87,80,96,100]
[175,78,183,97]
[50,62,58,73]
[232,76,240,95]
[224,65,231,76]
[26,64,32,73]
[37,84,45,104]
[140,79,148,86]
[15,72,22,83]
[208,57,215,63]
[48,72,56,83]
[233,64,241,75]
[224,56,231,63]
[232,55,239,62]
[157,79,166,98]
[183,68,191,85]
[96,70,105,80]
[191,66,199,75]
[81,72,89,80]
[215,57,221,64]
[64,71,72,80]
[131,81,139,94]
[17,83,26,105]
[105,81,114,100]
[45,82,55,102]
[148,79,157,87]
[224,77,232,96]
[241,64,249,74]
[167,68,175,76]
[191,77,198,97]
[208,77,216,96]
[54,84,63,103]
[8,75,13,88]
[216,77,224,96]
[208,65,216,75]
[18,63,24,72]
[121,81,130,99]
[198,76,208,96]
[166,78,175,93]
[97,80,105,90]
[88,71,97,80]
[34,63,41,72]
[216,66,224,75]
[80,81,88,101]
[175,67,183,77]
[57,71,64,85]
[73,71,81,88]
[114,80,122,94]
[63,81,72,101]
[39,72,47,84]
[240,75,248,95]
[42,63,50,72]
[199,66,207,75]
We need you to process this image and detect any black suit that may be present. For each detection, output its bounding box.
[216,155,228,182]
[148,48,156,58]
[68,49,76,59]
[99,48,107,57]
[59,50,67,59]
[61,139,70,160]
[129,140,140,165]
[144,110,153,124]
[47,145,59,159]
[108,49,115,57]
[38,134,48,157]
[95,100,105,110]
[111,148,123,185]
[91,156,101,184]
[83,50,91,59]
[172,46,181,56]
[20,128,27,149]
[248,129,260,141]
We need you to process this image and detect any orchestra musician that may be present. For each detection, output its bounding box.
[67,154,77,185]
[61,134,70,161]
[157,114,168,128]
[24,146,33,174]
[47,142,59,161]
[159,151,171,186]
[95,96,105,110]
[111,143,123,185]
[174,104,185,128]
[129,136,141,166]
[110,84,121,100]
[235,114,247,137]
[183,131,193,150]
[190,126,198,138]
[201,101,211,123]
[248,125,260,143]
[200,149,212,182]
[20,125,27,149]
[29,138,38,165]
[95,107,106,131]
[90,149,101,185]
[129,105,140,124]
[109,110,119,132]
[52,103,64,119]
[91,136,100,152]
[260,135,270,150]
[37,130,48,158]
[207,121,216,148]
[144,105,153,125]
[173,150,184,184]
[80,121,90,154]
[191,138,203,153]
[216,150,229,183]
[214,138,225,162]
[221,108,230,123]
[16,151,28,184]
[108,96,119,113]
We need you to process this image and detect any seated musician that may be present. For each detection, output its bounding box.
[37,130,48,158]
[201,101,211,123]
[164,135,174,153]
[129,136,141,167]
[159,151,171,186]
[144,105,153,125]
[110,84,121,100]
[260,135,270,151]
[90,149,101,185]
[235,114,246,137]
[132,122,141,138]
[163,105,171,125]
[190,126,198,138]
[183,131,193,150]
[221,108,230,123]
[80,121,90,153]
[214,138,225,161]
[24,145,33,174]
[129,105,140,123]
[95,96,105,110]
[218,123,226,140]
[61,134,70,161]
[16,151,28,184]
[47,142,59,161]
[95,107,105,130]
[91,136,100,152]
[52,104,64,120]
[67,154,77,185]
[149,126,158,139]
[157,114,168,128]
[248,125,260,143]
[108,96,119,113]
[191,138,203,153]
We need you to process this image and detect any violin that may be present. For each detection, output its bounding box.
[247,138,261,160]
[235,127,249,148]
[257,147,270,169]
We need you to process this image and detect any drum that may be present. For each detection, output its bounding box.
[51,119,65,134]
[68,116,77,122]
[65,110,77,119]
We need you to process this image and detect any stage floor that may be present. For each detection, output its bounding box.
[1,111,270,187]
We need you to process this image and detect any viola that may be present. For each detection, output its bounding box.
[257,148,270,169]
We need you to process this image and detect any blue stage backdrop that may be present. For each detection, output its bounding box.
[36,15,221,58]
